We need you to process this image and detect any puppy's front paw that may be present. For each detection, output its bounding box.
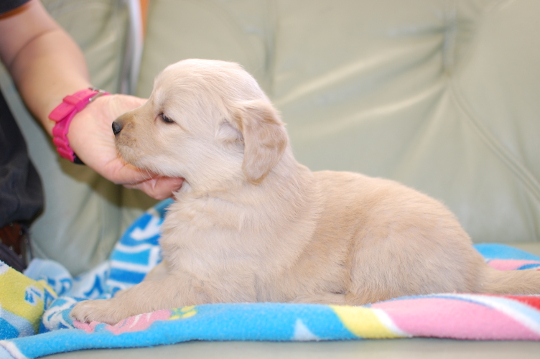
[71,299,126,325]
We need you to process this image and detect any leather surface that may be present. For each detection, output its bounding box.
[1,1,539,357]
[42,337,540,359]
[138,0,540,244]
[1,0,539,274]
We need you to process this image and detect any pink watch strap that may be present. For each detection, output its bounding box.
[49,88,109,163]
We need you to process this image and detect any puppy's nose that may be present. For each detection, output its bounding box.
[112,121,123,136]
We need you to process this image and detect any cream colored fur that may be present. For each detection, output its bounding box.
[71,59,540,324]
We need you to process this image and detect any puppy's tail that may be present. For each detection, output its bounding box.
[479,266,540,295]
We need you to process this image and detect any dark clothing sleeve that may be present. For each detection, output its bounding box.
[0,0,44,227]
[0,0,44,271]
[0,92,44,226]
[0,0,31,15]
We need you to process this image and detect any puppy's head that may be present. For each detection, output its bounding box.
[113,59,288,187]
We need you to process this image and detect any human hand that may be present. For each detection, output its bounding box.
[67,94,184,199]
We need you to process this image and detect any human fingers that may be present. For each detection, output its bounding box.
[124,176,185,200]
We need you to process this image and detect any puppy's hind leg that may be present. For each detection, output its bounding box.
[71,274,189,325]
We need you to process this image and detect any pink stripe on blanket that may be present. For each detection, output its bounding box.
[487,259,540,271]
[372,297,540,340]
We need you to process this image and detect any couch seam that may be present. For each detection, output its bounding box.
[449,81,540,204]
[442,0,457,75]
[448,0,540,204]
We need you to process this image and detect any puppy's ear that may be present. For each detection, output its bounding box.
[235,100,288,184]
[217,120,243,144]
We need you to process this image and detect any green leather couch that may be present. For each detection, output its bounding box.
[1,0,539,357]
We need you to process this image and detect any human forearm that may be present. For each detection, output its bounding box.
[9,28,91,135]
[0,0,91,135]
[0,0,184,199]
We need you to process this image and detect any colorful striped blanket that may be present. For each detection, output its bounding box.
[1,199,539,358]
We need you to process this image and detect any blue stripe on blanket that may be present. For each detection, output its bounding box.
[111,248,153,265]
[474,243,540,261]
[108,268,146,285]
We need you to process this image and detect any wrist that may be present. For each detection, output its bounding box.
[48,88,109,164]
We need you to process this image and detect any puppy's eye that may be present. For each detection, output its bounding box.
[160,113,175,124]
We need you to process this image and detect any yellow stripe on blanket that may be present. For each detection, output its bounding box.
[330,305,406,339]
[0,264,56,335]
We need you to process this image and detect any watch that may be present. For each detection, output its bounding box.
[48,88,109,164]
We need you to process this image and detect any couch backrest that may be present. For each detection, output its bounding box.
[138,0,540,244]
[2,0,539,275]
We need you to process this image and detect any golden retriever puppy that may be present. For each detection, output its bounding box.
[71,59,540,324]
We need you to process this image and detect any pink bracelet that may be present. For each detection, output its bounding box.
[48,88,109,164]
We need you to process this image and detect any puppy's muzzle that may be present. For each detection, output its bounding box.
[112,120,123,136]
